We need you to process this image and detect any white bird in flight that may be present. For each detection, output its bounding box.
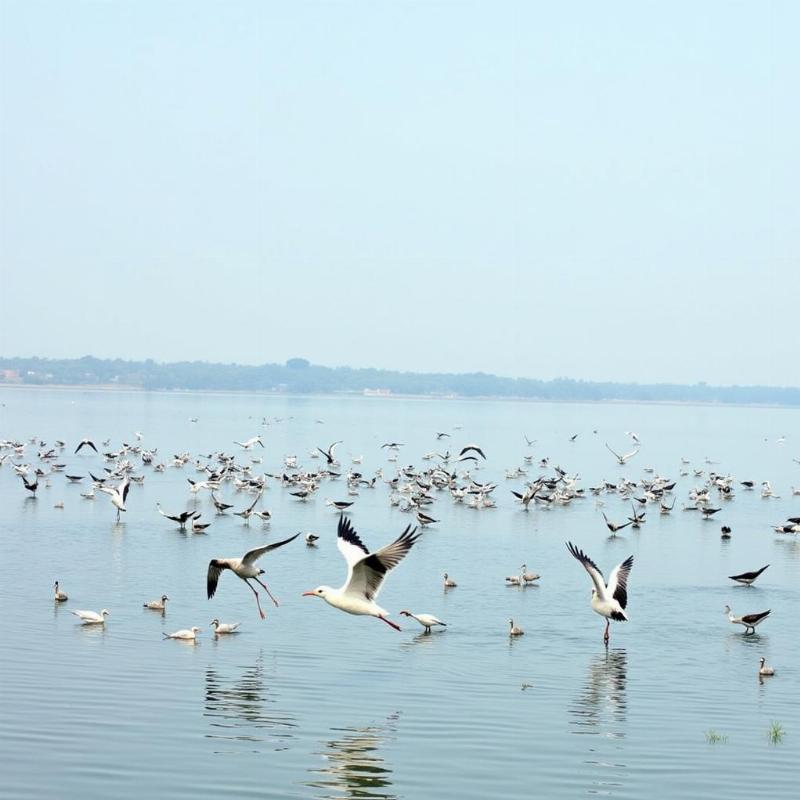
[302,516,422,631]
[207,533,301,619]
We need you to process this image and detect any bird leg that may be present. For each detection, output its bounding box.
[378,616,401,631]
[603,620,610,643]
[246,580,266,619]
[253,576,280,607]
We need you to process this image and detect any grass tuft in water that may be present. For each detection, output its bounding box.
[705,729,728,744]
[767,721,785,744]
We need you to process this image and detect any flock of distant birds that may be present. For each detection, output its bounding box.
[2,424,796,678]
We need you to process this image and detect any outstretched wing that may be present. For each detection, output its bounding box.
[566,541,608,600]
[336,516,371,586]
[605,443,622,460]
[207,561,224,599]
[242,532,301,565]
[607,555,634,609]
[345,524,422,601]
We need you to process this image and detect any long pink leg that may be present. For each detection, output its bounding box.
[378,616,401,631]
[245,580,266,619]
[254,576,280,607]
[603,620,610,642]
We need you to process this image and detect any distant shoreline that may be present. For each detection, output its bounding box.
[2,382,798,412]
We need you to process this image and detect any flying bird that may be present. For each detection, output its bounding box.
[207,533,301,619]
[75,439,98,454]
[302,516,421,631]
[317,441,342,465]
[566,541,634,643]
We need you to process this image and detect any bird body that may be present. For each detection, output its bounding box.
[163,627,200,640]
[72,609,109,624]
[53,581,68,602]
[728,565,769,586]
[144,594,169,610]
[303,517,421,630]
[207,533,300,618]
[725,605,770,634]
[567,542,633,642]
[759,657,775,676]
[509,619,524,636]
[399,611,446,633]
[210,619,241,634]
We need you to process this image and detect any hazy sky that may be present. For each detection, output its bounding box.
[1,1,797,386]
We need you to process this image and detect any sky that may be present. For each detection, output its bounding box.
[0,1,797,387]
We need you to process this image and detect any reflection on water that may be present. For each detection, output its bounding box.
[569,648,628,795]
[570,647,627,737]
[306,712,400,800]
[204,653,297,753]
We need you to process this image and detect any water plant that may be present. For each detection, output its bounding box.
[767,721,785,745]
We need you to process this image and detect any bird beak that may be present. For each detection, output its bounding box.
[301,591,315,597]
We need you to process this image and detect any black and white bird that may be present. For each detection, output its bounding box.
[724,605,770,635]
[98,477,130,522]
[75,439,98,454]
[602,512,632,535]
[207,533,301,619]
[317,441,342,465]
[156,503,196,530]
[566,541,634,643]
[305,532,319,546]
[728,564,769,586]
[302,517,421,631]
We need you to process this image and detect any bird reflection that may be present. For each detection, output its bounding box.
[306,712,399,800]
[204,653,297,752]
[569,648,628,794]
[570,648,628,737]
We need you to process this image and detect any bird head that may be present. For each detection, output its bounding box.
[302,586,331,599]
[101,609,110,617]
[191,627,201,634]
[399,610,411,617]
[210,619,219,627]
[759,657,765,665]
[161,595,169,602]
[723,605,731,614]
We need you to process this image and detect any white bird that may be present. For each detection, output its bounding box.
[53,581,68,602]
[443,572,457,589]
[143,594,169,611]
[724,605,770,635]
[509,618,525,636]
[399,610,447,633]
[207,533,301,619]
[210,619,241,634]
[759,656,775,676]
[163,626,200,640]
[234,436,264,450]
[605,443,640,465]
[72,609,109,624]
[302,516,421,631]
[566,542,634,643]
[97,477,130,522]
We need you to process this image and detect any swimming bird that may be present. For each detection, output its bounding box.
[53,581,68,602]
[416,510,438,527]
[163,627,200,640]
[305,532,320,546]
[509,619,525,636]
[724,605,770,635]
[566,542,634,643]
[758,657,775,676]
[399,610,447,633]
[302,517,421,631]
[721,525,732,539]
[72,609,109,625]
[207,533,301,619]
[210,619,241,634]
[728,565,769,586]
[443,572,457,589]
[143,594,169,610]
[521,564,540,583]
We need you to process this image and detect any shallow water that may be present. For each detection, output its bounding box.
[1,387,798,798]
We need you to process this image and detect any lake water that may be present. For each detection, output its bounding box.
[1,387,799,799]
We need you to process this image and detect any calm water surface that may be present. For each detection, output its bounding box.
[1,388,799,798]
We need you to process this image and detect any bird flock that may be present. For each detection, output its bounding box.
[2,423,794,676]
